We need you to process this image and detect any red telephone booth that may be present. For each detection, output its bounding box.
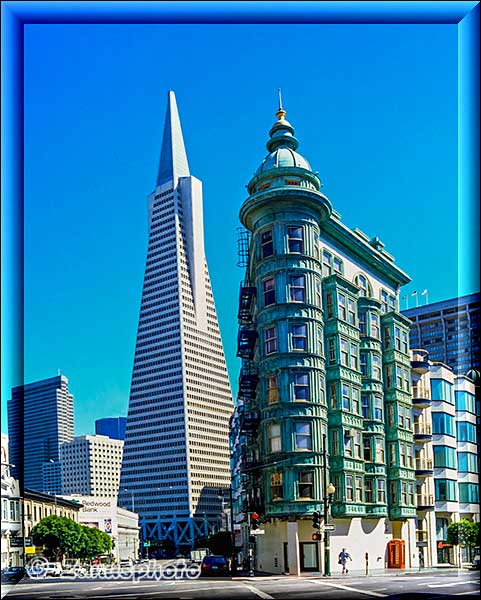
[387,539,406,568]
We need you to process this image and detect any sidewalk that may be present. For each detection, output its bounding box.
[234,566,468,580]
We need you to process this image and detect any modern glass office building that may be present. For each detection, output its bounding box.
[8,375,74,493]
[95,417,127,441]
[119,92,233,550]
[402,294,480,378]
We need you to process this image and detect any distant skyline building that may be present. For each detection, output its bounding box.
[95,417,127,441]
[402,294,480,378]
[8,375,74,492]
[119,91,233,549]
[61,434,124,498]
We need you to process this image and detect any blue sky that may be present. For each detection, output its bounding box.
[2,22,469,435]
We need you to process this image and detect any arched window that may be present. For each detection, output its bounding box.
[354,273,373,297]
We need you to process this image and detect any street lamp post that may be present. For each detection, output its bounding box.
[122,488,135,512]
[322,433,335,577]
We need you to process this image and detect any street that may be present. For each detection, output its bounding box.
[2,568,479,599]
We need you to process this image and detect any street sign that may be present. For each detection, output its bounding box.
[321,524,336,532]
[10,537,32,548]
[249,530,265,535]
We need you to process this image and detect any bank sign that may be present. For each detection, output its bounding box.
[64,496,118,536]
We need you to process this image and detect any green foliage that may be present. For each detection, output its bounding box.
[31,516,84,561]
[447,520,480,548]
[31,515,112,561]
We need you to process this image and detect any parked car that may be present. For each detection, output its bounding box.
[44,563,62,577]
[1,566,26,583]
[200,555,229,576]
[472,553,480,570]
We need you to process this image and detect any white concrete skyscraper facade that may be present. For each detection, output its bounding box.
[119,92,233,551]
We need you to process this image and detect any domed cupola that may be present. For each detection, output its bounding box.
[247,92,322,195]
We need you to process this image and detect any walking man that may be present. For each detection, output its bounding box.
[338,548,352,574]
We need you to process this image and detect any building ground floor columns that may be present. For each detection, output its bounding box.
[248,516,419,575]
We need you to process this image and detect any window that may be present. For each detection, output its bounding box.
[317,326,323,356]
[340,339,348,366]
[287,226,303,253]
[313,233,320,259]
[372,355,381,380]
[319,375,326,404]
[349,343,358,369]
[399,443,406,467]
[435,479,457,502]
[355,476,363,501]
[364,436,372,461]
[401,331,408,353]
[360,352,368,376]
[316,280,322,307]
[263,277,275,306]
[289,274,305,302]
[333,256,343,274]
[359,311,366,335]
[264,327,277,355]
[329,383,337,409]
[261,229,273,258]
[365,479,373,503]
[343,430,352,456]
[380,290,388,314]
[432,412,455,436]
[459,482,479,503]
[291,323,307,351]
[295,422,312,450]
[362,394,369,419]
[457,452,478,473]
[433,446,457,469]
[394,327,401,350]
[456,421,477,443]
[342,384,350,410]
[401,482,407,504]
[348,299,356,325]
[270,472,283,500]
[455,391,476,413]
[354,432,362,458]
[352,388,360,414]
[431,379,454,404]
[396,366,403,389]
[293,373,309,401]
[328,339,336,364]
[390,482,398,504]
[322,250,332,276]
[345,475,353,501]
[338,293,347,320]
[375,437,385,463]
[326,293,334,318]
[378,480,386,503]
[267,375,279,404]
[374,396,383,420]
[370,314,379,338]
[298,471,314,499]
[331,429,339,454]
[383,326,391,349]
[269,424,281,452]
[356,274,371,297]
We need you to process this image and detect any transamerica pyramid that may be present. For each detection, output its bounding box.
[119,92,233,550]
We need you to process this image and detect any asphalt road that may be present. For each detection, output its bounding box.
[2,568,479,600]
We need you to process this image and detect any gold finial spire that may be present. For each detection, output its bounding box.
[276,88,286,120]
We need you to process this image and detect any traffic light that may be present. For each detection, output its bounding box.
[311,532,321,541]
[251,512,260,530]
[312,510,321,530]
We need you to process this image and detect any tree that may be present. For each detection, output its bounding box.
[31,516,84,561]
[447,520,480,548]
[78,525,112,560]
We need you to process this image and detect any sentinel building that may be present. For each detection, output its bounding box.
[232,100,417,574]
[119,92,233,549]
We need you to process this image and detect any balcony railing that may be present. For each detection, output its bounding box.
[414,422,432,436]
[415,458,433,471]
[416,493,435,508]
[412,387,431,399]
[238,285,256,323]
[236,328,258,359]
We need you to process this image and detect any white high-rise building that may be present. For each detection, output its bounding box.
[119,91,233,550]
[60,435,124,499]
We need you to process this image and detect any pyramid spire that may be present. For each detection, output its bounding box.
[156,91,190,187]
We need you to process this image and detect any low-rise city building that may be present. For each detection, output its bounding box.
[61,495,139,564]
[1,471,21,568]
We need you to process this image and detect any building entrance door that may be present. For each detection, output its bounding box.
[300,542,319,572]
